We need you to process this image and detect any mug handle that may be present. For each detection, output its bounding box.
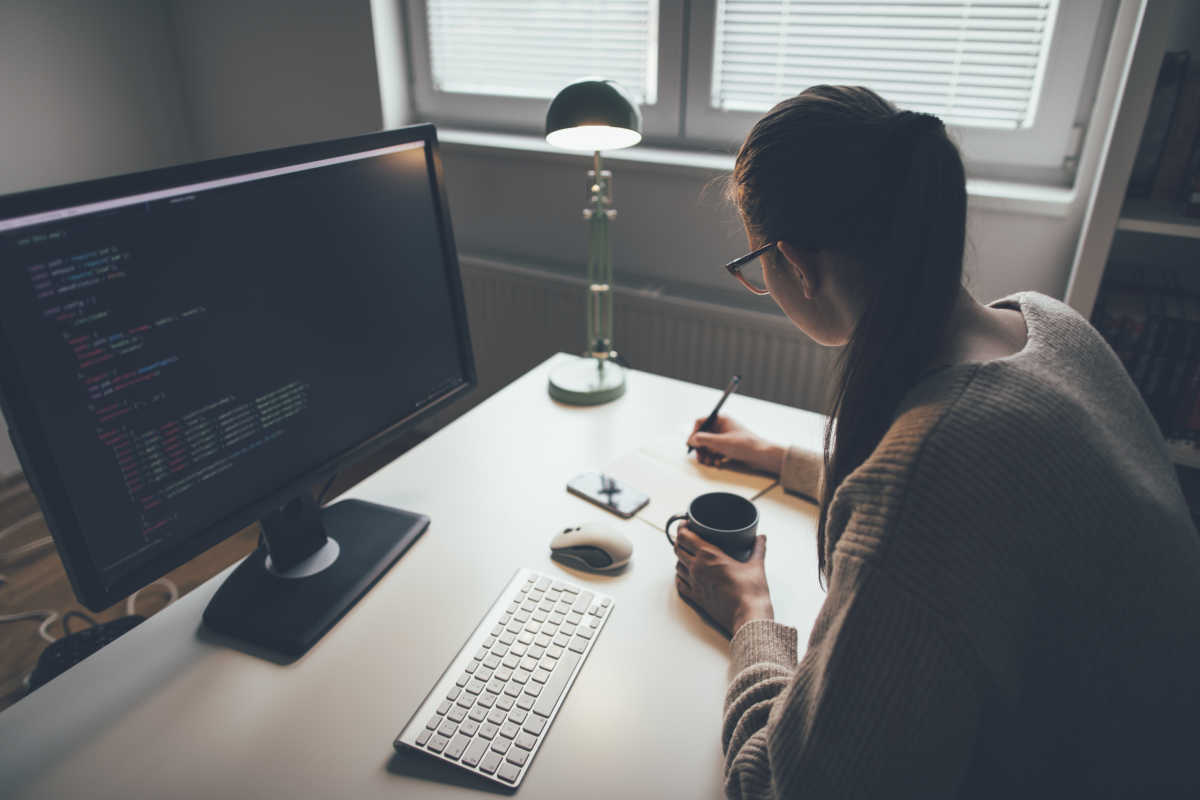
[665,513,688,548]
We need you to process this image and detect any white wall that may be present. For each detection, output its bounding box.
[0,0,194,194]
[0,0,196,477]
[166,0,382,159]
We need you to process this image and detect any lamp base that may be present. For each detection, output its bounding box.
[548,355,626,405]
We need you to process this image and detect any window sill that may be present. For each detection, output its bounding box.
[436,127,1076,219]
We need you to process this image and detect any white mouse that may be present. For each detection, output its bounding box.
[549,523,633,572]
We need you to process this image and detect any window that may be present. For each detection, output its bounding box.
[403,0,1115,183]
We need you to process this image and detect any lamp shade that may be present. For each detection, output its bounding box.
[545,79,643,151]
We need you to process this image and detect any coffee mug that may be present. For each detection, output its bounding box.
[665,492,758,561]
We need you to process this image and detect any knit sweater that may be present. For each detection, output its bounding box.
[723,292,1200,799]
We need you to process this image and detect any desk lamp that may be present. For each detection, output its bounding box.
[544,78,642,405]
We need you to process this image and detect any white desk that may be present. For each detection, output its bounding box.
[0,354,828,799]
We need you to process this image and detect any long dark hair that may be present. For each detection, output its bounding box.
[732,86,966,582]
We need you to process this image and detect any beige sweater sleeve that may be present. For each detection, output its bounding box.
[722,558,982,799]
[779,444,822,500]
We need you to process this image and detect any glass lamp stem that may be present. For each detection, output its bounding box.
[584,150,616,362]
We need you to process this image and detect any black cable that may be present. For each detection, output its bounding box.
[318,472,339,506]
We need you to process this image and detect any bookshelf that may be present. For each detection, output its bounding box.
[1117,197,1200,238]
[1067,1,1200,474]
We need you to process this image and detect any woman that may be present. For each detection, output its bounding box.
[672,85,1200,798]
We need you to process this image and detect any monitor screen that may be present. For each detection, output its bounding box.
[0,129,473,606]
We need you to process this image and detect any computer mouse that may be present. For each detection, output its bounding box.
[549,523,632,572]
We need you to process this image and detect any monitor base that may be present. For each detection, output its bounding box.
[202,498,427,659]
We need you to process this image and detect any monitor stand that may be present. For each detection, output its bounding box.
[202,494,427,659]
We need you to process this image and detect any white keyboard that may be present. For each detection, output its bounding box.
[394,568,614,788]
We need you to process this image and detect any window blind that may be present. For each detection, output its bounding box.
[427,0,660,105]
[711,0,1057,129]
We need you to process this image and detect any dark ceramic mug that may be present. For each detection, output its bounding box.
[665,492,759,561]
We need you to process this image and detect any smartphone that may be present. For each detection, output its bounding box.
[566,472,650,519]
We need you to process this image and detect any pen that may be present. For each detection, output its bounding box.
[687,374,741,454]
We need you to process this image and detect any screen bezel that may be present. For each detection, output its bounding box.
[0,124,476,609]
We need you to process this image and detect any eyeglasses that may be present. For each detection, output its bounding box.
[724,242,776,295]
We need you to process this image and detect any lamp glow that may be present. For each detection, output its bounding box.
[545,126,642,152]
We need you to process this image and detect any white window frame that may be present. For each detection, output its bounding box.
[403,0,1116,183]
[406,0,686,140]
[684,0,1113,182]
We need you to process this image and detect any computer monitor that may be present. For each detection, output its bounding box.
[0,125,475,657]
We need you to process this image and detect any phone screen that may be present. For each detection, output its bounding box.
[566,472,650,519]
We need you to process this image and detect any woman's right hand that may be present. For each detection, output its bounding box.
[687,416,785,475]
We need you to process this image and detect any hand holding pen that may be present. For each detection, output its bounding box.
[686,376,787,473]
[687,375,740,456]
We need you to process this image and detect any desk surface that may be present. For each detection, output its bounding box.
[0,354,828,799]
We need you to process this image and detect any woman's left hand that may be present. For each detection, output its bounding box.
[674,524,774,637]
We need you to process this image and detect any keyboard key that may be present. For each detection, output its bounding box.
[523,682,542,697]
[447,686,461,701]
[437,719,458,738]
[514,611,530,623]
[487,678,505,695]
[445,733,472,760]
[459,719,480,737]
[465,660,478,674]
[507,747,529,767]
[528,645,546,659]
[515,732,537,751]
[496,693,516,710]
[533,650,581,717]
[511,643,529,656]
[416,729,431,746]
[478,691,498,709]
[513,668,531,685]
[427,734,449,753]
[500,721,520,739]
[566,612,582,626]
[456,693,473,709]
[480,751,502,775]
[578,627,594,640]
[465,678,484,695]
[547,645,564,659]
[568,636,588,653]
[515,693,535,711]
[447,705,467,723]
[549,612,564,625]
[600,597,611,608]
[487,707,507,725]
[474,647,487,661]
[482,654,501,669]
[524,715,546,736]
[436,700,451,716]
[553,633,569,647]
[536,577,551,590]
[590,616,600,628]
[462,737,489,767]
[534,634,552,647]
[508,708,527,724]
[455,672,469,687]
[498,761,520,783]
[517,632,534,645]
[468,705,488,722]
[426,714,442,731]
[520,656,538,672]
[571,591,593,613]
[476,667,494,682]
[503,682,522,698]
[495,666,513,682]
[479,721,499,739]
[502,654,520,669]
[499,632,515,646]
[483,636,496,649]
[491,735,512,754]
[532,668,551,684]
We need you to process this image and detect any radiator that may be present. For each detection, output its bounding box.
[455,255,838,418]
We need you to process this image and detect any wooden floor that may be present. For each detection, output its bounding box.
[0,435,420,713]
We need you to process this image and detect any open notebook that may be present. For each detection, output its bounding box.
[604,434,778,531]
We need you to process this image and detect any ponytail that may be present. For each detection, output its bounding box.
[732,90,967,583]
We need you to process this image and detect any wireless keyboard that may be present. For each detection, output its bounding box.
[394,568,613,788]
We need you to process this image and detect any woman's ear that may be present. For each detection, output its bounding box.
[776,241,818,299]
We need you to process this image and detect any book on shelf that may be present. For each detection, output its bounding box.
[1092,273,1200,467]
